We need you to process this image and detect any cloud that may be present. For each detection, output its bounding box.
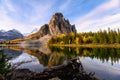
[59,0,71,11]
[23,0,55,23]
[3,0,16,12]
[0,8,40,33]
[30,6,52,23]
[1,0,55,22]
[76,13,120,32]
[0,0,55,33]
[74,0,120,32]
[1,0,120,34]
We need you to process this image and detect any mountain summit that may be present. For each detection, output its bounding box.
[49,13,76,35]
[26,13,76,39]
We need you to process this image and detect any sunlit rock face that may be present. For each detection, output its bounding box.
[26,13,77,40]
[49,13,76,35]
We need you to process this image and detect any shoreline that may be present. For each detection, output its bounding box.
[49,44,120,48]
[1,43,120,48]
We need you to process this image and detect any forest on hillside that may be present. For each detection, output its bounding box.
[48,28,120,45]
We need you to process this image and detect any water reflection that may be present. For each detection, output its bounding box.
[3,46,23,58]
[1,45,120,80]
[49,46,120,80]
[49,46,120,65]
[3,45,120,67]
[24,49,67,67]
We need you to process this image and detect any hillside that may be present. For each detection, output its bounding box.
[0,29,24,42]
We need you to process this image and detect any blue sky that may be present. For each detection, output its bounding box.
[0,0,120,33]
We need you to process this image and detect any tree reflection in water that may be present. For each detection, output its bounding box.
[3,45,120,67]
[2,45,100,80]
[3,45,120,80]
[49,46,120,65]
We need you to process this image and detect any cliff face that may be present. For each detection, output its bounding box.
[49,13,76,35]
[26,13,76,40]
[36,24,50,38]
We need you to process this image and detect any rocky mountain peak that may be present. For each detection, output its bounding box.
[53,13,63,18]
[49,12,76,35]
[50,13,63,26]
[26,13,76,39]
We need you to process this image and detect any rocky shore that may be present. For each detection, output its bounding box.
[5,59,98,80]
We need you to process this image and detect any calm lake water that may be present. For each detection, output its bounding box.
[1,45,120,80]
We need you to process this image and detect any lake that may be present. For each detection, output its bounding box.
[1,45,120,80]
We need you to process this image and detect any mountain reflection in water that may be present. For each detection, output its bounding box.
[2,45,120,80]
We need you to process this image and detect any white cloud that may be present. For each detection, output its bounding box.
[0,8,40,33]
[23,1,54,23]
[1,0,120,34]
[0,0,55,33]
[76,13,120,32]
[59,0,71,11]
[74,0,120,32]
[4,0,17,12]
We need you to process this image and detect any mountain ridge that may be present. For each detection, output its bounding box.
[25,13,76,40]
[0,13,77,45]
[0,29,24,42]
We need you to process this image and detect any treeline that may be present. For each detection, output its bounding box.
[48,28,120,44]
[0,38,24,44]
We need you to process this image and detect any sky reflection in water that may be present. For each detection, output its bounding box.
[3,46,120,80]
[8,52,46,72]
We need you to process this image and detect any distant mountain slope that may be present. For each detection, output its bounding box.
[25,13,76,40]
[0,29,24,42]
[23,28,39,36]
